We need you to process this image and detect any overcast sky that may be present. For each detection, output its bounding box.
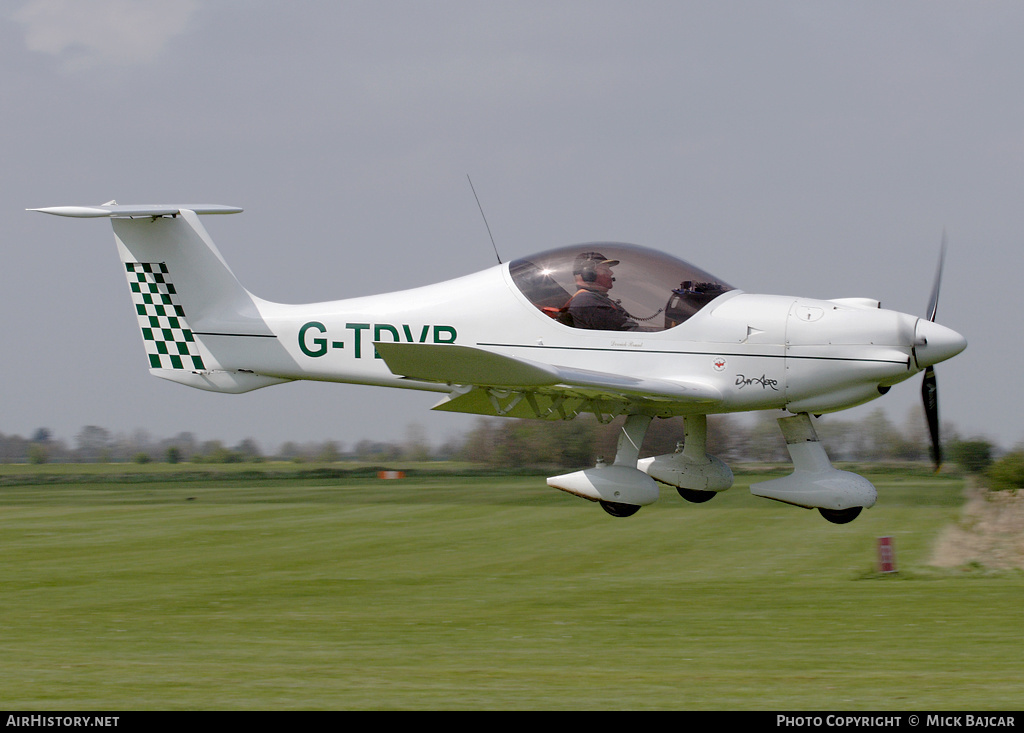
[2,1,1020,454]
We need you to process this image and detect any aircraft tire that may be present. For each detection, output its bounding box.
[676,488,716,503]
[818,507,863,524]
[599,500,641,518]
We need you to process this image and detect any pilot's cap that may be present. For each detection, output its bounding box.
[573,251,620,275]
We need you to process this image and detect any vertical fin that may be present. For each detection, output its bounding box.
[111,210,265,333]
[32,204,290,394]
[123,261,205,371]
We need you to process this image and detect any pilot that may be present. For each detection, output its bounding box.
[566,252,638,331]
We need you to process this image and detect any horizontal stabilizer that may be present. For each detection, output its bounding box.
[29,204,243,218]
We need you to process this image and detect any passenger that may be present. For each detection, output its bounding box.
[566,252,638,331]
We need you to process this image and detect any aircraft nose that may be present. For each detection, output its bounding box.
[914,319,967,368]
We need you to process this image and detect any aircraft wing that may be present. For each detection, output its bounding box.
[374,342,721,420]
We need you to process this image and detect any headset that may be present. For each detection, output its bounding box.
[573,252,614,284]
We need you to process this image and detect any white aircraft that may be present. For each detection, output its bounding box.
[31,203,966,523]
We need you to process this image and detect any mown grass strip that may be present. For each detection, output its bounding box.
[2,471,1019,710]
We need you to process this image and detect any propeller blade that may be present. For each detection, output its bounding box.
[921,366,941,470]
[925,229,947,323]
[921,233,948,470]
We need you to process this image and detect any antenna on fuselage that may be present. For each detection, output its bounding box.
[467,175,502,265]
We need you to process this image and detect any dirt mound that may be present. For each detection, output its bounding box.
[931,484,1024,570]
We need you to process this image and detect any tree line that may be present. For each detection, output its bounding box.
[0,406,1008,473]
[458,407,1013,470]
[0,425,443,466]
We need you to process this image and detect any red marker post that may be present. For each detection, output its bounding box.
[877,536,897,573]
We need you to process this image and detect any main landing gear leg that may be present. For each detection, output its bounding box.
[546,414,660,517]
[637,414,734,502]
[750,413,877,524]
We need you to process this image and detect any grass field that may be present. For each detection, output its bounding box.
[0,465,1020,710]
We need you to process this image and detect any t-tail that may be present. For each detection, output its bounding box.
[30,204,291,394]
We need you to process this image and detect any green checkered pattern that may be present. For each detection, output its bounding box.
[124,262,205,371]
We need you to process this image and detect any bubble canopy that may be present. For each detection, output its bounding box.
[508,243,734,332]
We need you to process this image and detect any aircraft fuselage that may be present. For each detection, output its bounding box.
[175,263,959,420]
